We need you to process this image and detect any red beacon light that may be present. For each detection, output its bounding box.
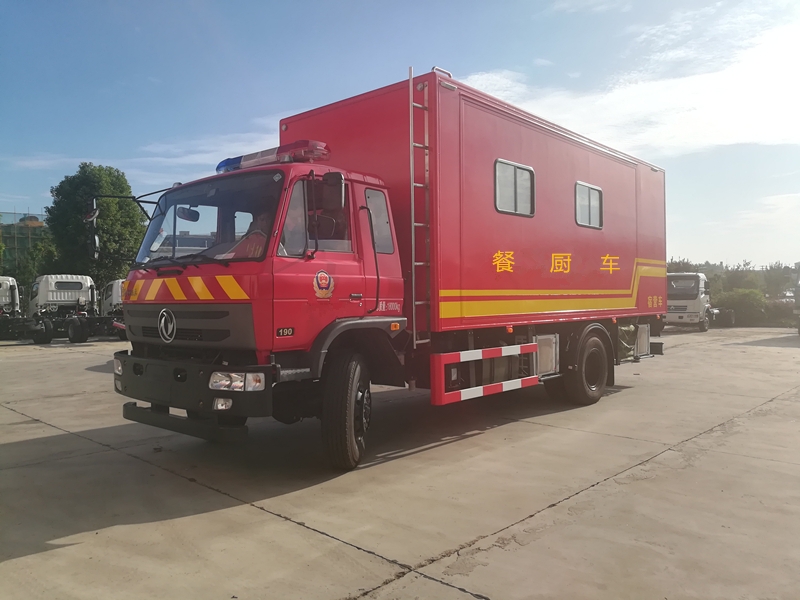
[216,140,330,174]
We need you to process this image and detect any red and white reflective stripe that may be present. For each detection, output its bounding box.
[430,342,539,406]
[442,375,539,404]
[449,342,538,364]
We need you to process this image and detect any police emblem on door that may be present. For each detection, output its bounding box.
[313,270,334,299]
[158,308,176,343]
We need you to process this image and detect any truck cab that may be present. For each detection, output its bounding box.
[0,276,21,318]
[115,141,407,468]
[101,279,125,317]
[665,272,712,332]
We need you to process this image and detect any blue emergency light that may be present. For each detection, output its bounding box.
[216,140,330,174]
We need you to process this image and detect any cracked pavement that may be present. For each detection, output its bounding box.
[1,328,799,599]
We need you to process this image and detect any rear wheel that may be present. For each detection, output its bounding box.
[78,317,90,343]
[32,319,53,344]
[698,311,709,332]
[67,318,83,344]
[564,333,608,406]
[322,351,371,470]
[117,328,128,341]
[651,321,664,337]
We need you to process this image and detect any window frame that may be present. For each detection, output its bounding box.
[364,188,395,255]
[278,178,354,257]
[574,181,604,230]
[494,159,535,218]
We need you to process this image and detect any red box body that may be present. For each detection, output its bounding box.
[280,72,666,333]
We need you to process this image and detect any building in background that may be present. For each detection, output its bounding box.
[0,212,48,272]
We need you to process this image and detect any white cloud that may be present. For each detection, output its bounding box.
[9,125,283,196]
[705,193,800,265]
[567,72,581,78]
[460,15,800,158]
[534,58,553,66]
[551,0,631,12]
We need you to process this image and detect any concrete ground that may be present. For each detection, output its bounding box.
[1,327,799,599]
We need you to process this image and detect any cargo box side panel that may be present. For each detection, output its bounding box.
[636,164,668,310]
[439,93,663,329]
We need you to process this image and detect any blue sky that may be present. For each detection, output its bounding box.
[1,0,798,266]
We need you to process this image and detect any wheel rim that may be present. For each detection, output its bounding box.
[354,384,371,446]
[584,348,604,391]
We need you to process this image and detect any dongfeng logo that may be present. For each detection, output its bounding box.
[158,308,176,343]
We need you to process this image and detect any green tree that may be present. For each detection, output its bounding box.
[763,261,791,298]
[667,257,698,273]
[6,234,58,312]
[46,163,145,287]
[724,260,762,291]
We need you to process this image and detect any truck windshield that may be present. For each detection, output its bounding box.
[667,276,700,300]
[135,170,285,265]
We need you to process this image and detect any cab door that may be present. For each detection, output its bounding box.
[272,174,366,352]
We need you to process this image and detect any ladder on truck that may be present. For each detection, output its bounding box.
[409,66,451,349]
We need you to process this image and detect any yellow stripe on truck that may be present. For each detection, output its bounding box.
[188,277,214,300]
[144,279,163,301]
[164,278,187,301]
[216,275,249,300]
[129,280,145,301]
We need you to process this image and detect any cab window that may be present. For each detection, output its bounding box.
[280,179,352,256]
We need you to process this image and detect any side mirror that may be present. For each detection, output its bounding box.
[177,206,200,222]
[321,172,345,211]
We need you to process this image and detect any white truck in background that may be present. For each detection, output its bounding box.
[101,279,127,340]
[0,276,54,343]
[665,272,735,332]
[28,274,125,342]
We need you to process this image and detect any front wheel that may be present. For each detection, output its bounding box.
[67,318,84,344]
[321,351,371,470]
[699,311,709,332]
[32,319,53,344]
[564,333,609,406]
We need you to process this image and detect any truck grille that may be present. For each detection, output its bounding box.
[141,326,229,342]
[667,305,687,312]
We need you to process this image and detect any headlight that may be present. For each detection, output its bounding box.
[213,398,233,411]
[209,372,233,390]
[209,371,265,392]
[113,358,123,375]
[78,296,87,306]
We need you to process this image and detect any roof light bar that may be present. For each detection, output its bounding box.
[216,140,330,174]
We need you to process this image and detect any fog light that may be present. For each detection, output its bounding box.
[114,379,122,391]
[113,358,123,375]
[245,372,266,391]
[213,397,233,411]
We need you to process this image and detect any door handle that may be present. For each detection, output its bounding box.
[350,293,363,300]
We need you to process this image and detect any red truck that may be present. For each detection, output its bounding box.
[113,68,666,469]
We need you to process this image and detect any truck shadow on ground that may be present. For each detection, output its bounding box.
[0,382,616,563]
[735,333,800,348]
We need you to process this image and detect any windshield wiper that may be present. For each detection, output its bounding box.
[181,253,231,268]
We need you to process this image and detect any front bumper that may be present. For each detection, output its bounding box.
[665,312,701,325]
[114,350,272,417]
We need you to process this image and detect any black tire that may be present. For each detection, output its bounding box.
[699,311,709,332]
[32,319,53,344]
[217,415,247,427]
[78,317,90,343]
[321,351,371,470]
[564,333,608,406]
[117,328,128,341]
[67,318,83,344]
[543,377,568,401]
[651,321,664,337]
